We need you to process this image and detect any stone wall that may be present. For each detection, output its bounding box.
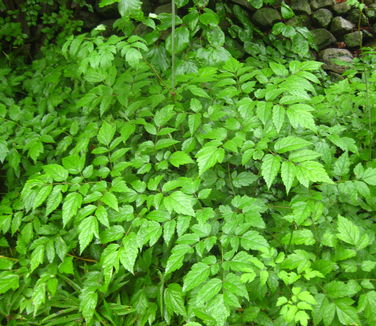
[233,0,376,73]
[95,0,376,73]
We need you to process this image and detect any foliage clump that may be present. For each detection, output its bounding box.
[1,1,376,325]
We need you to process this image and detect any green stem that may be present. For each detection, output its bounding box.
[171,0,176,92]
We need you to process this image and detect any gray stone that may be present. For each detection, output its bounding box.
[311,28,337,49]
[95,3,118,19]
[231,0,255,10]
[347,9,369,25]
[344,31,363,47]
[289,0,311,15]
[331,16,354,35]
[287,15,311,28]
[365,6,376,23]
[319,48,353,73]
[312,9,333,27]
[252,8,281,27]
[311,0,334,10]
[154,4,172,14]
[332,3,351,14]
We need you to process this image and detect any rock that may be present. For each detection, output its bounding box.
[347,9,369,26]
[154,4,172,14]
[231,0,255,10]
[252,8,281,27]
[311,0,334,10]
[333,3,351,14]
[344,31,363,47]
[311,28,337,49]
[289,0,311,15]
[365,6,376,23]
[319,48,353,73]
[330,16,354,35]
[312,9,333,27]
[287,15,311,28]
[94,3,119,19]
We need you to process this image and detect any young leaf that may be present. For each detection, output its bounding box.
[0,272,19,294]
[62,192,83,226]
[289,149,321,163]
[274,136,311,154]
[101,192,119,211]
[165,244,192,274]
[43,164,68,182]
[261,154,281,189]
[98,121,116,146]
[164,283,186,316]
[195,278,222,306]
[80,289,98,323]
[272,105,285,133]
[183,262,210,292]
[163,191,195,216]
[120,232,138,274]
[118,0,142,17]
[299,161,333,184]
[281,161,296,194]
[78,216,99,253]
[169,151,194,167]
[46,185,63,216]
[241,230,269,253]
[336,216,360,247]
[335,299,360,326]
[33,185,53,210]
[287,104,316,131]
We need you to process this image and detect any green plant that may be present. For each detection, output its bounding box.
[1,1,376,326]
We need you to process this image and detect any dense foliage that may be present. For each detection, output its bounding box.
[1,0,376,325]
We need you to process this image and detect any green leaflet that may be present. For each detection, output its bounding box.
[183,262,210,292]
[164,283,186,317]
[274,136,312,154]
[120,232,138,274]
[195,143,225,175]
[98,121,116,147]
[62,192,83,227]
[195,278,222,306]
[337,215,369,250]
[169,151,194,167]
[164,191,195,216]
[118,0,142,17]
[0,272,19,294]
[101,191,119,211]
[261,154,281,188]
[281,161,296,194]
[43,164,68,182]
[79,289,98,323]
[78,216,99,253]
[165,244,193,274]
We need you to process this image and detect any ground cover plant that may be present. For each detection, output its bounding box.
[1,0,376,325]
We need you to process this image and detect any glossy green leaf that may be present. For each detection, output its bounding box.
[62,192,82,226]
[165,283,186,316]
[43,164,68,182]
[120,232,138,274]
[78,216,98,253]
[169,151,194,167]
[98,121,116,146]
[164,191,195,216]
[274,136,311,153]
[101,192,119,211]
[281,161,296,194]
[196,143,225,176]
[261,154,281,188]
